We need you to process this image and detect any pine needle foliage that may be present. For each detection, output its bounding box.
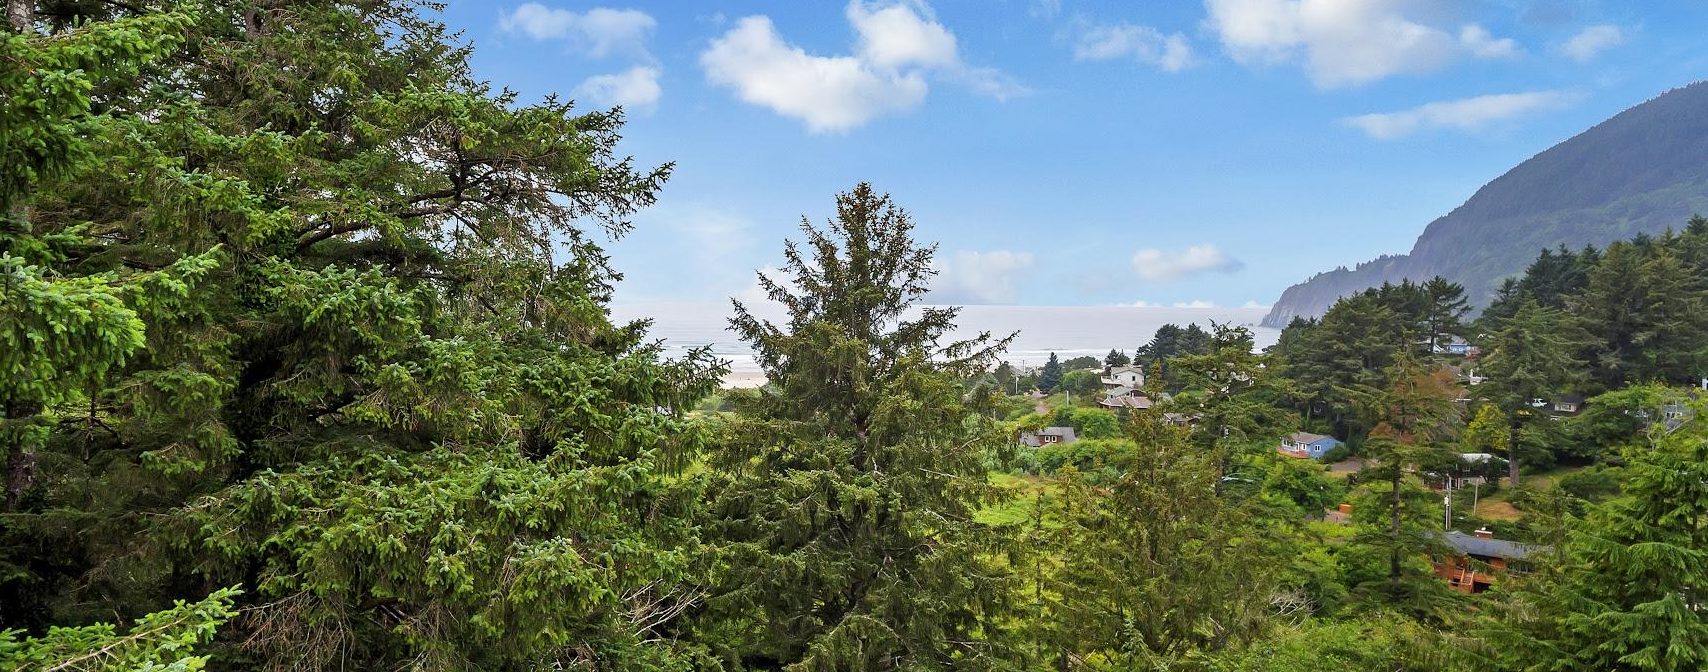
[2,2,725,669]
[703,183,1017,670]
[1488,400,1708,671]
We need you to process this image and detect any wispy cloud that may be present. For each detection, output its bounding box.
[499,4,656,58]
[1559,24,1624,62]
[1126,299,1223,308]
[574,66,662,111]
[1203,0,1521,87]
[1132,245,1244,281]
[1341,90,1578,140]
[929,250,1036,304]
[1459,24,1520,59]
[1072,22,1194,72]
[500,4,664,112]
[700,1,1024,133]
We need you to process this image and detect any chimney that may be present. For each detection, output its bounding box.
[1474,527,1494,539]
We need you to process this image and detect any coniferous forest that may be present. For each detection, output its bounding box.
[6,3,1708,671]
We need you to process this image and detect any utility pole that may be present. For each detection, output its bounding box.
[1443,472,1453,530]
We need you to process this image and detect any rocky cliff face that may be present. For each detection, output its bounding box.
[1263,81,1708,327]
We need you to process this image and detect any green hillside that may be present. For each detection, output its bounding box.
[1265,81,1708,326]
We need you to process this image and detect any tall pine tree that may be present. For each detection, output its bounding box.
[703,183,1017,669]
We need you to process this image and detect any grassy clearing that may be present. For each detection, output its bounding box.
[978,472,1059,526]
[1468,464,1591,521]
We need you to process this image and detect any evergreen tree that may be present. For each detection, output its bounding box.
[2,2,725,668]
[1104,348,1130,369]
[1168,324,1295,485]
[704,183,1017,668]
[1478,300,1584,487]
[1493,402,1708,671]
[1039,352,1063,393]
[1422,277,1470,349]
[1345,352,1461,615]
[993,360,1018,395]
[1273,292,1408,439]
[1029,415,1289,666]
[1577,241,1708,386]
[1180,323,1213,356]
[1,586,239,671]
[1137,323,1185,363]
[1480,277,1527,329]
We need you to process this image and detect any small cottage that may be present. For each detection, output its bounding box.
[1434,529,1539,594]
[1278,432,1341,460]
[1549,394,1586,417]
[1433,334,1476,356]
[1019,426,1077,448]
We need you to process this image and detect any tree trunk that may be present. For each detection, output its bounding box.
[4,399,43,511]
[1388,471,1403,595]
[7,0,29,32]
[1507,416,1521,488]
[3,0,33,506]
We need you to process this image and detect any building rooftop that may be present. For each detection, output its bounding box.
[1099,395,1154,409]
[1444,531,1539,561]
[1020,426,1077,447]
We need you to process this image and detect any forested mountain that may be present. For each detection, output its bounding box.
[1263,81,1708,327]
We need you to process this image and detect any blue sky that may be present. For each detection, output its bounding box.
[435,1,1708,308]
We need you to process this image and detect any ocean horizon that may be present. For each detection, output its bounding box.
[610,302,1280,384]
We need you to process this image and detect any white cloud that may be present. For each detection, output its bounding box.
[1240,299,1272,309]
[499,4,656,58]
[1131,245,1244,281]
[848,0,959,69]
[1459,24,1519,59]
[574,66,661,110]
[1073,23,1195,72]
[1123,299,1224,308]
[1340,90,1577,140]
[701,16,928,133]
[929,250,1036,304]
[1559,24,1623,62]
[701,1,1023,132]
[1202,0,1520,87]
[957,66,1030,101]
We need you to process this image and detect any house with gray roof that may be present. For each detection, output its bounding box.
[1434,528,1541,594]
[1019,426,1077,448]
[1277,432,1341,460]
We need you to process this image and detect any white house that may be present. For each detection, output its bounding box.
[1101,365,1144,390]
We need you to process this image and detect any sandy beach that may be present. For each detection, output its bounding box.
[723,371,769,389]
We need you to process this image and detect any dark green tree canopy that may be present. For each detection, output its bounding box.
[707,183,1016,669]
[2,2,724,669]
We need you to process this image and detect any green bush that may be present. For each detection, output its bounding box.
[1036,438,1136,476]
[1556,466,1621,502]
[1319,443,1352,463]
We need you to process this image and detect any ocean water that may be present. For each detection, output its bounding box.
[610,302,1280,377]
